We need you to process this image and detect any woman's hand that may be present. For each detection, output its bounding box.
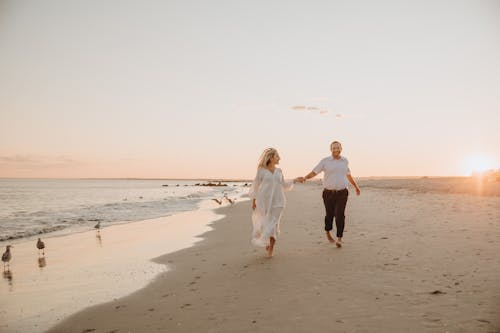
[293,177,305,183]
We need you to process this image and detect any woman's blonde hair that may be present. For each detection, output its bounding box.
[257,148,278,169]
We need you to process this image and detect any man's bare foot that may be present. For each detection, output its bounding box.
[336,238,342,248]
[267,237,276,258]
[326,231,335,243]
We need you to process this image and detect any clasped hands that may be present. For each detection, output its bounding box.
[293,177,306,184]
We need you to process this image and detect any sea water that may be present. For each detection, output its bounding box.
[0,178,248,241]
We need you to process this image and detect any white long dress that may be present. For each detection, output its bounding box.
[249,167,294,247]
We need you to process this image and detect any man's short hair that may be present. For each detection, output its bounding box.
[330,141,342,149]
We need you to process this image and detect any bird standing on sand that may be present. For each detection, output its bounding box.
[37,238,45,256]
[94,221,101,232]
[2,245,12,270]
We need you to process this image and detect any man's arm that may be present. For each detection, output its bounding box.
[302,171,317,182]
[347,174,361,195]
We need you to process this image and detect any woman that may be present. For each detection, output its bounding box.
[249,148,299,258]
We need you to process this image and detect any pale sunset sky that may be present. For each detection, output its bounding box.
[1,0,499,179]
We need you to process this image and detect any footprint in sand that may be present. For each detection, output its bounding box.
[422,313,442,327]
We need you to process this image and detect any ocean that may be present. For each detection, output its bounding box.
[0,178,248,242]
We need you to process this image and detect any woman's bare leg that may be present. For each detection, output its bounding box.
[267,237,276,257]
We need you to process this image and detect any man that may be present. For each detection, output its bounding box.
[300,141,360,247]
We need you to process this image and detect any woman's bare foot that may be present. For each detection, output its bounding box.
[326,231,335,243]
[267,237,276,257]
[336,237,342,248]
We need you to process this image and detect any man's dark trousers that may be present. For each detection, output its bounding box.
[322,188,348,237]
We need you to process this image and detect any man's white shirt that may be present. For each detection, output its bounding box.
[312,156,351,190]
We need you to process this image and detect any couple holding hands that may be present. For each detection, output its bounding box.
[249,141,361,258]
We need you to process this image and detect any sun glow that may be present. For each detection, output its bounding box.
[461,154,499,176]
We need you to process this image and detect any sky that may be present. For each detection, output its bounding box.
[1,0,499,179]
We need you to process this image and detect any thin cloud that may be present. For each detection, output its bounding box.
[0,155,37,163]
[290,104,345,118]
[0,154,83,170]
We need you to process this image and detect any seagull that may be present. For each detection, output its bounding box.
[2,245,12,270]
[37,238,45,255]
[212,198,222,205]
[94,221,101,232]
[223,194,234,205]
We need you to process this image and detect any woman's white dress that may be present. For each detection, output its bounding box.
[249,168,294,246]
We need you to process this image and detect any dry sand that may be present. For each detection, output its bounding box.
[42,179,500,333]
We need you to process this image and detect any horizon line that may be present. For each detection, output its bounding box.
[0,175,473,181]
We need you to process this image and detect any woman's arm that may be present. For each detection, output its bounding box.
[280,170,294,191]
[249,169,262,210]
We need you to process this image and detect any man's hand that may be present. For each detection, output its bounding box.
[252,200,256,210]
[355,187,361,196]
[294,177,305,183]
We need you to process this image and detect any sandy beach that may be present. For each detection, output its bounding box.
[3,1,499,332]
[0,205,226,333]
[37,179,500,333]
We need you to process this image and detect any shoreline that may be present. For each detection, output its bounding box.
[0,178,248,243]
[0,200,237,333]
[45,182,500,333]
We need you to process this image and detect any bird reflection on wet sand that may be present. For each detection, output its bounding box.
[38,256,47,269]
[96,232,102,246]
[3,269,13,289]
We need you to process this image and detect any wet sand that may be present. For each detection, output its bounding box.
[44,180,500,333]
[0,206,225,333]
